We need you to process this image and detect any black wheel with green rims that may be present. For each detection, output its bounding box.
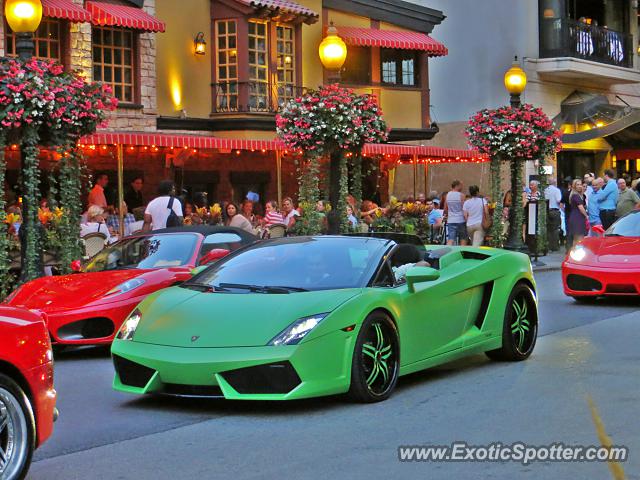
[486,283,538,362]
[348,312,399,402]
[0,373,35,480]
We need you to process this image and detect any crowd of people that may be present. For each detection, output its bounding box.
[547,169,640,251]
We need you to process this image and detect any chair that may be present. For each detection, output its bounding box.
[82,232,107,258]
[267,224,287,238]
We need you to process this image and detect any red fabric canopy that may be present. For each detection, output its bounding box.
[42,0,91,22]
[79,132,484,162]
[336,26,447,56]
[85,2,165,32]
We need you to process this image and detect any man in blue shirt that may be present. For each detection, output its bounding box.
[425,198,443,227]
[587,178,603,234]
[597,169,618,229]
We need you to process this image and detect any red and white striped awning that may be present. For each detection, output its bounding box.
[336,26,447,56]
[80,132,279,151]
[85,2,165,33]
[79,132,484,162]
[234,0,318,22]
[42,0,91,22]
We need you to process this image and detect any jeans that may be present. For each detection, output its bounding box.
[447,222,468,244]
[600,209,615,230]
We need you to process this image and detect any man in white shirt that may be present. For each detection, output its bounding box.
[143,180,183,231]
[544,177,562,251]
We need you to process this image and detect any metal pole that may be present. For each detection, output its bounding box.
[423,161,428,198]
[412,154,418,199]
[276,149,282,207]
[117,144,124,238]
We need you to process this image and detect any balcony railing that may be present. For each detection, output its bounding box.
[540,18,633,68]
[212,81,308,114]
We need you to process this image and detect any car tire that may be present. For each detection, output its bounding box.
[486,283,538,362]
[0,373,35,480]
[348,312,399,403]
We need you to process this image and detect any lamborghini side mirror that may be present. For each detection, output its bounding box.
[406,267,440,293]
[591,225,605,236]
[190,265,208,276]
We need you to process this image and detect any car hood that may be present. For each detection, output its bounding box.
[8,270,149,311]
[132,287,362,348]
[579,237,640,267]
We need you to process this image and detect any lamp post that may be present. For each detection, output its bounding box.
[502,56,528,252]
[4,0,42,60]
[319,22,347,83]
[5,0,43,280]
[504,56,527,108]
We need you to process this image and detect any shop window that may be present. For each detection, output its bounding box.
[248,20,269,110]
[381,49,419,86]
[92,27,135,103]
[215,19,238,111]
[276,25,295,106]
[5,18,63,62]
[341,46,371,85]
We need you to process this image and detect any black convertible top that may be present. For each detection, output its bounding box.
[134,225,257,244]
[345,232,424,247]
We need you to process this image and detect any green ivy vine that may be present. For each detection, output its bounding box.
[0,134,13,297]
[20,128,43,282]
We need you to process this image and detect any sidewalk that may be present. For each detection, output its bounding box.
[530,250,565,272]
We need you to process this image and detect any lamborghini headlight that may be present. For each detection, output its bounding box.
[117,309,142,341]
[106,278,146,297]
[569,245,590,262]
[268,313,329,346]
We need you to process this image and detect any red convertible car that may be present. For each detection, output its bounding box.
[5,226,256,347]
[0,306,57,480]
[563,210,640,301]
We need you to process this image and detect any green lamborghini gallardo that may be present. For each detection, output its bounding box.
[111,234,537,403]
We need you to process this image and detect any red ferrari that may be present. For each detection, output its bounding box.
[563,210,640,301]
[5,226,256,347]
[0,306,57,480]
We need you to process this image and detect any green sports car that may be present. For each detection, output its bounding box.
[111,234,538,402]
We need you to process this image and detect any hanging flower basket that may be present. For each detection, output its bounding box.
[465,104,562,161]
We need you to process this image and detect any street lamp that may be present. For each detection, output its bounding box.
[5,0,43,280]
[504,56,527,108]
[4,0,43,60]
[319,22,347,83]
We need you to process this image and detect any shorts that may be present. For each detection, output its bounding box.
[447,222,468,243]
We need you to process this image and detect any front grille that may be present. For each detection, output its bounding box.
[605,284,637,294]
[113,355,156,388]
[566,274,602,292]
[221,361,301,394]
[162,384,224,397]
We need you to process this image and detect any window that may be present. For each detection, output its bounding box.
[341,46,371,85]
[5,18,62,61]
[215,20,238,111]
[248,20,268,110]
[92,27,135,103]
[381,49,419,86]
[276,25,295,105]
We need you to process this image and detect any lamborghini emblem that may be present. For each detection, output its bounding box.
[191,335,200,342]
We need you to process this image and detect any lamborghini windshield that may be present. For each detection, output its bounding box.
[83,233,199,272]
[185,237,389,292]
[606,211,640,237]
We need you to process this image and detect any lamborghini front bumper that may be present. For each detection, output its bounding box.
[111,329,356,400]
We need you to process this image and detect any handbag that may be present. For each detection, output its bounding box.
[166,197,183,228]
[481,198,493,230]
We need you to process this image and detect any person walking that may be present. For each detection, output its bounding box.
[544,178,562,251]
[568,179,588,245]
[142,180,183,231]
[598,169,618,229]
[444,180,468,246]
[463,185,488,247]
[616,178,640,219]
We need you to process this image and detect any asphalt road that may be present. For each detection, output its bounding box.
[28,270,640,479]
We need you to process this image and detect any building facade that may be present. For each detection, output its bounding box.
[422,0,640,193]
